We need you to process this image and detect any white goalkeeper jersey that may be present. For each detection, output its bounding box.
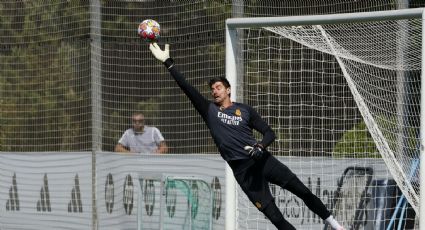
[118,126,165,154]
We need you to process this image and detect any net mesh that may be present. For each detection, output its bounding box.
[1,0,424,229]
[260,19,422,212]
[236,16,421,224]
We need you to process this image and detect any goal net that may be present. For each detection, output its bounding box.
[226,8,423,229]
[324,167,373,230]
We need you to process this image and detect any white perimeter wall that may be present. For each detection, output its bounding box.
[0,152,392,230]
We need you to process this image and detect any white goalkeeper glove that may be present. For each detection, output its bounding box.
[149,43,170,63]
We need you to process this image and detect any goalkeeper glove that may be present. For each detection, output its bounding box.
[149,43,170,63]
[248,143,265,160]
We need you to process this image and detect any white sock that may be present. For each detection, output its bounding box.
[325,215,342,229]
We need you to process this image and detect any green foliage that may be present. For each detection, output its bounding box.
[334,115,420,159]
[0,1,90,151]
[333,121,380,158]
[135,98,161,120]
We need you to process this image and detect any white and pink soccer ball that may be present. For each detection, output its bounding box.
[138,19,160,42]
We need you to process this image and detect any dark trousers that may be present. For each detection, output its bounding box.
[264,176,331,229]
[230,154,331,230]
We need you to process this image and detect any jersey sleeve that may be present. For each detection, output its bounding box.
[118,130,129,147]
[152,127,165,144]
[247,106,276,148]
[164,59,210,118]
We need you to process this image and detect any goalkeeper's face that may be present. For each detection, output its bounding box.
[211,82,231,105]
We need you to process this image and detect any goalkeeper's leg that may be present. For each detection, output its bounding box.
[264,156,345,229]
[261,201,296,230]
[284,176,345,230]
[284,176,331,219]
[230,157,296,230]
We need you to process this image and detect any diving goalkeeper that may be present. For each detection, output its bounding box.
[149,43,345,230]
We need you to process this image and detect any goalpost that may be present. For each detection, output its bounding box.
[226,8,424,230]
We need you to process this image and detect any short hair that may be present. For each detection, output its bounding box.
[131,112,144,117]
[208,77,231,88]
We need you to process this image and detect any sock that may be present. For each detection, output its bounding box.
[325,215,343,229]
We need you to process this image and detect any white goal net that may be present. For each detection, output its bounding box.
[227,8,423,229]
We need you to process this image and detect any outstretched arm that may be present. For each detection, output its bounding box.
[149,43,209,117]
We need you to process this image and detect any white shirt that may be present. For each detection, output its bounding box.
[118,126,165,154]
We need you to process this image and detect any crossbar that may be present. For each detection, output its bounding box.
[226,8,425,28]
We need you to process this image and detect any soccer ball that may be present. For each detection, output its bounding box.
[138,19,160,42]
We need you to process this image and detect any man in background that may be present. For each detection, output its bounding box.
[115,112,168,154]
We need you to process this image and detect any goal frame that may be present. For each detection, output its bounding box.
[225,8,425,230]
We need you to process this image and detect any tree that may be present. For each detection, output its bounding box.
[333,121,380,158]
[0,1,90,151]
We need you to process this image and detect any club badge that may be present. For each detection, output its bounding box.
[235,109,241,116]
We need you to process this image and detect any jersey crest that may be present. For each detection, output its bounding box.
[235,108,241,116]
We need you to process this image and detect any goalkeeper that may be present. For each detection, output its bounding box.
[149,43,345,230]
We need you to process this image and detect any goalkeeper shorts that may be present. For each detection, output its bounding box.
[229,152,295,210]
